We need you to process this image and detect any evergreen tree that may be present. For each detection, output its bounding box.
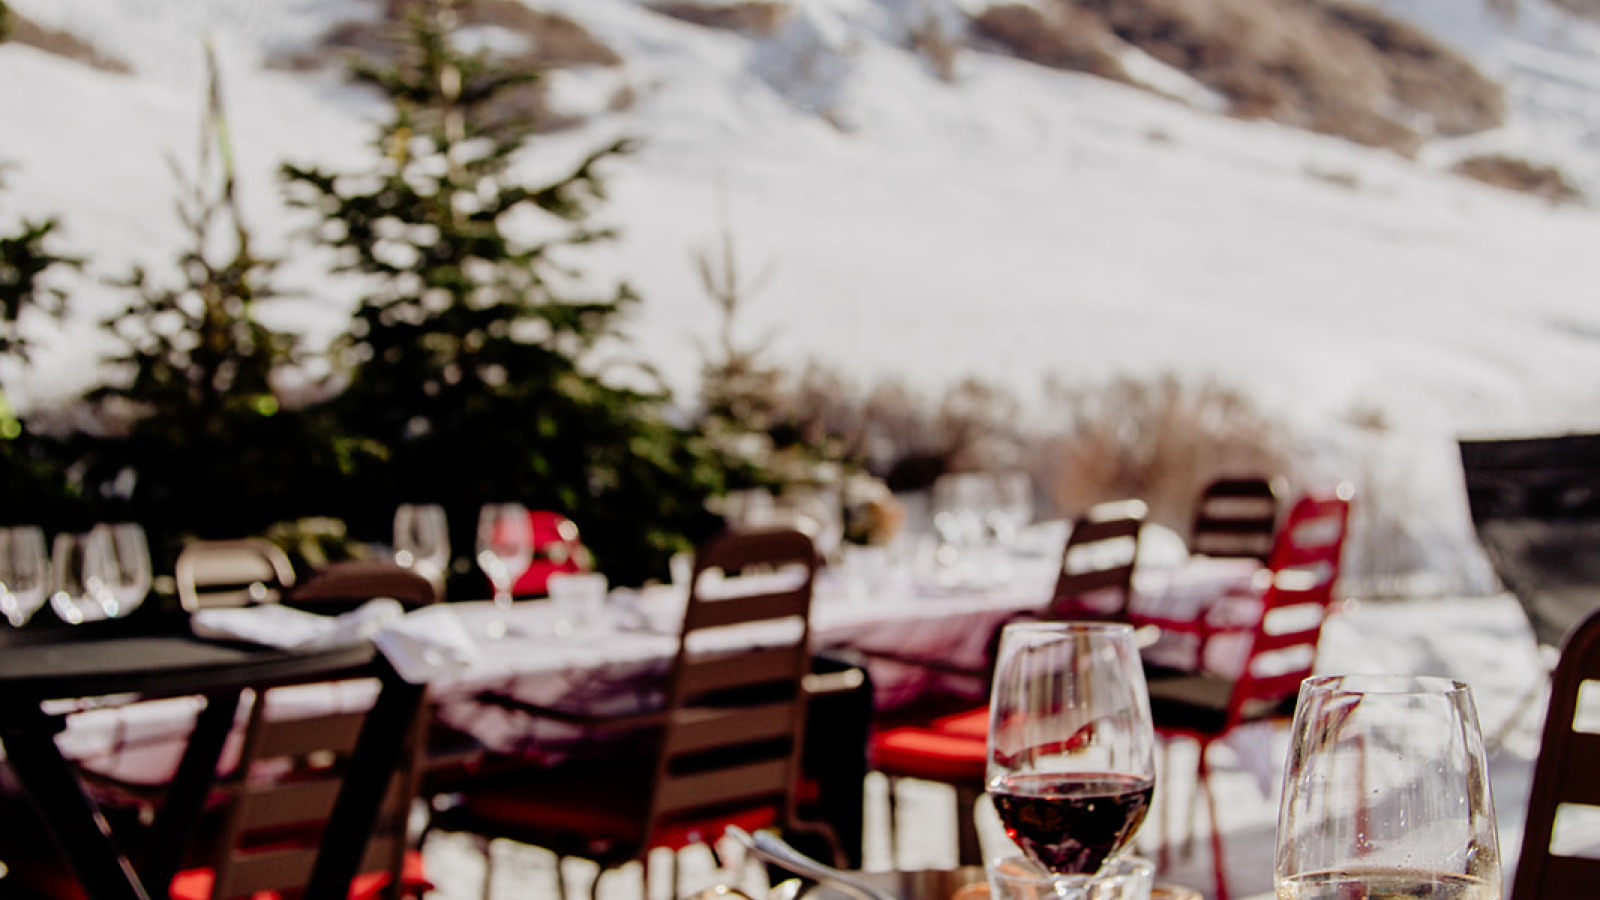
[81,45,353,555]
[0,6,81,522]
[283,0,729,586]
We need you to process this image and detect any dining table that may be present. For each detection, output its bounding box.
[0,613,426,900]
[31,522,1261,875]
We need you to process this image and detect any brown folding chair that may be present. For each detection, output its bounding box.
[424,527,839,900]
[285,559,441,614]
[1047,498,1148,622]
[175,539,297,612]
[170,682,433,900]
[1512,604,1600,900]
[1189,476,1279,563]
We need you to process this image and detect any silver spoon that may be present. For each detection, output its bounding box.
[725,826,900,900]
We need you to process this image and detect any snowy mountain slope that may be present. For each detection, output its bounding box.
[7,0,1600,592]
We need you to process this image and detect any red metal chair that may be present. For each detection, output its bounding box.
[866,500,1148,868]
[1143,484,1353,900]
[507,510,592,598]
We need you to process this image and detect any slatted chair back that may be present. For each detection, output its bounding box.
[175,539,296,612]
[647,526,834,856]
[195,685,429,900]
[1223,487,1352,729]
[1513,605,1600,900]
[1047,499,1147,623]
[1190,476,1280,563]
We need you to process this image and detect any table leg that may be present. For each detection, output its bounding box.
[138,690,243,895]
[0,702,151,900]
[305,664,427,900]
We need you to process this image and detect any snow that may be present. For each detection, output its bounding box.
[6,3,1600,577]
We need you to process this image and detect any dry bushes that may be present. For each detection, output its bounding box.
[970,4,1129,83]
[1,8,128,73]
[1036,373,1291,533]
[1048,0,1501,152]
[275,0,623,130]
[649,2,791,37]
[1452,153,1584,204]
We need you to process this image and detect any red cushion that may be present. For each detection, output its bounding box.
[170,848,430,900]
[930,706,989,739]
[872,726,987,783]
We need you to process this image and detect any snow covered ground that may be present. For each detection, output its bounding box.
[8,0,1600,596]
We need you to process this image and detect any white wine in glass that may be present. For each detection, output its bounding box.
[1274,675,1502,900]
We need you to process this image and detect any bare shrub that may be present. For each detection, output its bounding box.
[1065,0,1500,151]
[1452,153,1584,204]
[650,1,791,37]
[909,15,962,83]
[272,0,621,131]
[971,4,1129,83]
[1316,0,1503,137]
[1036,373,1292,533]
[3,9,129,73]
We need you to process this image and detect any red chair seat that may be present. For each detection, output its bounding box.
[169,848,430,900]
[872,726,987,783]
[930,706,988,739]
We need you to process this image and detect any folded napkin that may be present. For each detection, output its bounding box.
[370,604,479,684]
[191,599,479,685]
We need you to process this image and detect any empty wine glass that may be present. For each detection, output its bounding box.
[394,503,451,588]
[477,503,532,637]
[1275,674,1502,900]
[93,522,152,619]
[986,621,1156,895]
[50,530,116,625]
[0,525,50,627]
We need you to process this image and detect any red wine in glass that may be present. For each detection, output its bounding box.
[990,771,1155,875]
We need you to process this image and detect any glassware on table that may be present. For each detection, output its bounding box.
[394,503,451,587]
[50,529,117,625]
[93,522,152,619]
[1274,674,1501,900]
[987,471,1035,547]
[476,503,532,637]
[0,525,50,627]
[988,854,1154,900]
[986,621,1157,896]
[547,570,607,636]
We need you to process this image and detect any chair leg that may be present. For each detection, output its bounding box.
[954,784,984,866]
[1197,744,1230,900]
[884,775,902,871]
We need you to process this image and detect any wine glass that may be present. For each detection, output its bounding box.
[50,530,117,625]
[986,621,1157,894]
[1274,674,1502,900]
[477,503,532,635]
[394,503,451,589]
[94,522,152,619]
[0,525,51,627]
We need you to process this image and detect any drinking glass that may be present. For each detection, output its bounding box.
[477,503,532,634]
[94,522,152,619]
[0,525,50,627]
[50,530,116,625]
[987,621,1157,894]
[394,503,451,587]
[1274,675,1502,900]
